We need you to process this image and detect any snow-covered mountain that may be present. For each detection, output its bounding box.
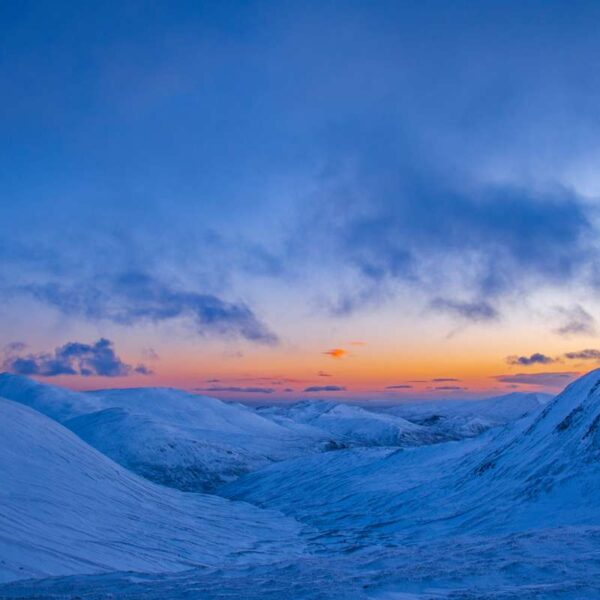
[258,400,447,447]
[4,369,600,598]
[0,397,303,583]
[0,374,332,491]
[381,391,552,438]
[0,371,101,420]
[223,374,600,546]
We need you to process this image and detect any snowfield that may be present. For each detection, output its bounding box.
[257,400,449,446]
[1,371,600,598]
[0,397,304,583]
[379,391,552,439]
[0,374,334,491]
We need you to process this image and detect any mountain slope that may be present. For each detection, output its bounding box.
[259,400,445,447]
[0,372,100,420]
[382,392,552,438]
[0,374,332,491]
[0,396,304,583]
[2,372,600,597]
[223,371,600,548]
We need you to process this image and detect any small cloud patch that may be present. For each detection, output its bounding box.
[430,298,499,322]
[434,385,467,391]
[506,353,555,366]
[493,372,577,387]
[304,385,346,392]
[564,349,600,360]
[199,386,275,394]
[554,305,596,337]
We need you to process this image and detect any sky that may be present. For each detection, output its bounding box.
[2,1,600,402]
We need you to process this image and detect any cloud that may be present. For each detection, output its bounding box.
[506,353,555,366]
[4,341,27,353]
[3,338,151,377]
[430,298,499,322]
[554,305,597,337]
[564,349,600,361]
[21,271,277,345]
[504,349,600,365]
[318,371,332,377]
[431,377,460,382]
[323,348,347,359]
[141,347,160,361]
[493,372,577,386]
[304,385,346,392]
[386,384,413,389]
[308,168,596,319]
[4,4,600,353]
[199,386,275,393]
[434,385,467,391]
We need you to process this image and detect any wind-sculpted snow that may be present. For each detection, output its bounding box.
[0,374,333,491]
[0,397,304,583]
[2,527,600,599]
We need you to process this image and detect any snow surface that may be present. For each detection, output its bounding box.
[1,372,600,598]
[258,400,448,446]
[0,374,334,491]
[380,392,552,438]
[0,397,304,583]
[222,377,600,542]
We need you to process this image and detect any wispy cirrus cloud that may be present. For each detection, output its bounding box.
[434,385,467,391]
[141,347,160,361]
[304,385,346,392]
[563,349,600,361]
[430,298,499,322]
[198,386,275,394]
[554,305,597,337]
[386,384,413,389]
[493,372,578,386]
[3,338,150,377]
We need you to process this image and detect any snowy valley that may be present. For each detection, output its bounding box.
[1,372,599,598]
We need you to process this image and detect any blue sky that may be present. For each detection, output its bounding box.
[2,1,600,399]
